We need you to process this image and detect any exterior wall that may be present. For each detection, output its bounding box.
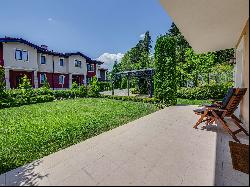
[37,53,53,73]
[54,56,68,74]
[235,19,249,130]
[87,63,96,77]
[240,20,249,130]
[96,65,101,79]
[3,42,38,71]
[9,70,34,88]
[68,55,87,75]
[72,74,85,86]
[100,70,107,81]
[37,72,69,89]
[0,43,3,66]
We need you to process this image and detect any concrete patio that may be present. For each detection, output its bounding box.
[0,105,249,186]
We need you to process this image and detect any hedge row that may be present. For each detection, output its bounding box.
[101,95,159,103]
[101,95,167,109]
[177,83,233,100]
[0,87,89,109]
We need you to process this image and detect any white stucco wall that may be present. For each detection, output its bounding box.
[235,20,249,130]
[68,55,87,75]
[37,53,53,73]
[3,42,38,71]
[53,56,68,74]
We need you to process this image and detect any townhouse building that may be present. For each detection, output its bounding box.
[94,60,108,82]
[0,37,106,89]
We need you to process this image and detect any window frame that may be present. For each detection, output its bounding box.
[87,64,95,72]
[15,49,23,61]
[74,59,82,68]
[40,54,46,65]
[15,49,29,62]
[40,73,47,84]
[59,58,64,67]
[22,50,29,62]
[59,75,65,84]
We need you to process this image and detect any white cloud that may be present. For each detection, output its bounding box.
[96,53,124,71]
[140,33,145,38]
[48,18,53,22]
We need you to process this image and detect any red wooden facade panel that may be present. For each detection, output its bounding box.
[87,63,96,77]
[37,72,69,89]
[9,70,34,88]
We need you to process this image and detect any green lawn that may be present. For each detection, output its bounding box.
[0,98,158,174]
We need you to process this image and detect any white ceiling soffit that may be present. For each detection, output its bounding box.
[160,0,249,53]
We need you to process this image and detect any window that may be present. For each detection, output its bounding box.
[22,51,29,61]
[15,49,29,61]
[15,50,22,60]
[59,58,64,66]
[40,73,47,84]
[41,55,46,64]
[59,75,65,84]
[87,64,95,71]
[74,60,81,67]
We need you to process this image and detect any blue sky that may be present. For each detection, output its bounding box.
[0,0,172,69]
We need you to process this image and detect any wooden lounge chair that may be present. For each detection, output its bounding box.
[193,88,249,143]
[193,88,236,126]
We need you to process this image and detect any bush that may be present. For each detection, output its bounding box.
[18,75,32,90]
[99,82,111,91]
[177,83,233,100]
[71,82,79,90]
[88,77,100,97]
[0,84,89,109]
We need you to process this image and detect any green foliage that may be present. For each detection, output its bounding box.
[177,82,233,100]
[18,75,32,90]
[111,31,153,92]
[42,79,50,89]
[0,66,5,92]
[79,85,88,97]
[0,98,158,174]
[167,22,234,87]
[177,98,212,106]
[0,67,7,101]
[0,85,90,109]
[71,81,79,90]
[99,82,111,91]
[87,76,100,97]
[154,35,177,105]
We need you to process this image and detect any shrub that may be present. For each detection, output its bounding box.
[88,77,100,97]
[177,83,233,100]
[79,85,88,97]
[71,82,79,90]
[99,82,111,91]
[42,79,50,89]
[18,75,32,90]
[154,35,177,105]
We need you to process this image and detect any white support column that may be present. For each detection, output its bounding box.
[34,71,38,88]
[84,74,87,86]
[69,74,72,88]
[4,68,10,89]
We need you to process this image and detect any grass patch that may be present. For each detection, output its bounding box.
[0,98,158,174]
[177,98,212,105]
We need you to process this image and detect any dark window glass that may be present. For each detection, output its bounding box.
[41,55,46,64]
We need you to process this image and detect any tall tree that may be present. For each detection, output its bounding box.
[167,23,190,63]
[154,35,177,105]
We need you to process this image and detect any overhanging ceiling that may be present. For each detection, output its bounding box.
[160,0,249,53]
